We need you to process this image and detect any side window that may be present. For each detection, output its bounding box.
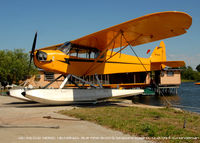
[44,72,55,81]
[68,45,100,59]
[167,71,174,77]
[90,51,95,59]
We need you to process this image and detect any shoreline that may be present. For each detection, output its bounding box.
[181,79,196,83]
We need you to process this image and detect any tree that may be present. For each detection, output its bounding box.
[196,64,200,72]
[181,66,200,81]
[0,49,37,84]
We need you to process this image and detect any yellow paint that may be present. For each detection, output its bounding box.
[33,11,191,76]
[33,49,151,76]
[150,41,166,62]
[33,41,185,76]
[66,83,148,89]
[40,11,191,52]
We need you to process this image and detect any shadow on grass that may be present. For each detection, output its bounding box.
[4,100,127,108]
[73,100,129,108]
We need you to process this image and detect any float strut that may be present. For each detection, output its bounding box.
[59,74,71,89]
[42,74,63,89]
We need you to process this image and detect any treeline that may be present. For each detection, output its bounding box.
[0,49,37,85]
[181,65,200,81]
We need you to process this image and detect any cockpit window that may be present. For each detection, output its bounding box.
[58,41,71,54]
[58,42,101,59]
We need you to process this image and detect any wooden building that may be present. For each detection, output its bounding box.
[27,68,181,91]
[26,71,64,88]
[24,68,181,96]
[153,68,181,95]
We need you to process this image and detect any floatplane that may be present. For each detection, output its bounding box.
[9,11,192,105]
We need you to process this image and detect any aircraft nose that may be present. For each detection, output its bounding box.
[36,50,47,61]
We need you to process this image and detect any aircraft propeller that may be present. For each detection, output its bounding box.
[29,32,37,70]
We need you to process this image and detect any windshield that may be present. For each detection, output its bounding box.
[58,41,71,54]
[58,42,101,59]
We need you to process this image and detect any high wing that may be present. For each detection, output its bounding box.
[40,11,192,51]
[71,11,192,51]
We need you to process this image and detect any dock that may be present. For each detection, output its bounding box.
[156,85,179,95]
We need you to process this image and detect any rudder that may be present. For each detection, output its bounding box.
[150,41,166,62]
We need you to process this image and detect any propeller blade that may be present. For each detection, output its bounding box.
[28,32,37,72]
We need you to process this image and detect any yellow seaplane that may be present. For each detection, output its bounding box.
[9,11,192,104]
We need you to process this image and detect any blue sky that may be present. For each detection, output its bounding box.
[0,0,200,69]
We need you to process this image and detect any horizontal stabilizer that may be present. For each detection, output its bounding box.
[151,61,185,70]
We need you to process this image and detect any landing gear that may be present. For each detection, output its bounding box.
[9,74,144,104]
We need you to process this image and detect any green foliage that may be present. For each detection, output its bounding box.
[140,123,158,137]
[196,64,200,72]
[181,66,200,81]
[0,49,37,84]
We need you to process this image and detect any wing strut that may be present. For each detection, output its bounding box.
[84,31,144,75]
[121,32,148,72]
[83,30,122,76]
[59,74,71,89]
[104,33,143,62]
[110,32,116,58]
[42,74,63,89]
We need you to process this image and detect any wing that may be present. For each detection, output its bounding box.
[70,11,192,51]
[39,43,63,51]
[39,11,192,51]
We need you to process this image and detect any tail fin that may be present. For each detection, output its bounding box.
[150,41,166,62]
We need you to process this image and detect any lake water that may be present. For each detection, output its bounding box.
[131,82,200,113]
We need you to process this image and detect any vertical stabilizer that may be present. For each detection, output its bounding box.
[150,41,166,62]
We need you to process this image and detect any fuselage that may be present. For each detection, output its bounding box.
[33,42,150,76]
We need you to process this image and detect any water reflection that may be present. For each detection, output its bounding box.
[131,95,181,106]
[128,82,200,113]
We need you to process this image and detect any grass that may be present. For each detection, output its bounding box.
[181,79,196,83]
[59,105,200,143]
[0,89,8,96]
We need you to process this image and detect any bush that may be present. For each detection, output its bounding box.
[0,49,37,84]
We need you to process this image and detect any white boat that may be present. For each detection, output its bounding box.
[25,88,144,105]
[9,89,32,101]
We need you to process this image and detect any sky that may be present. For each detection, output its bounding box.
[0,0,200,69]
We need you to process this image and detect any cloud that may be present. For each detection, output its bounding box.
[167,54,200,69]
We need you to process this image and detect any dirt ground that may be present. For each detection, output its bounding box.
[0,95,153,143]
